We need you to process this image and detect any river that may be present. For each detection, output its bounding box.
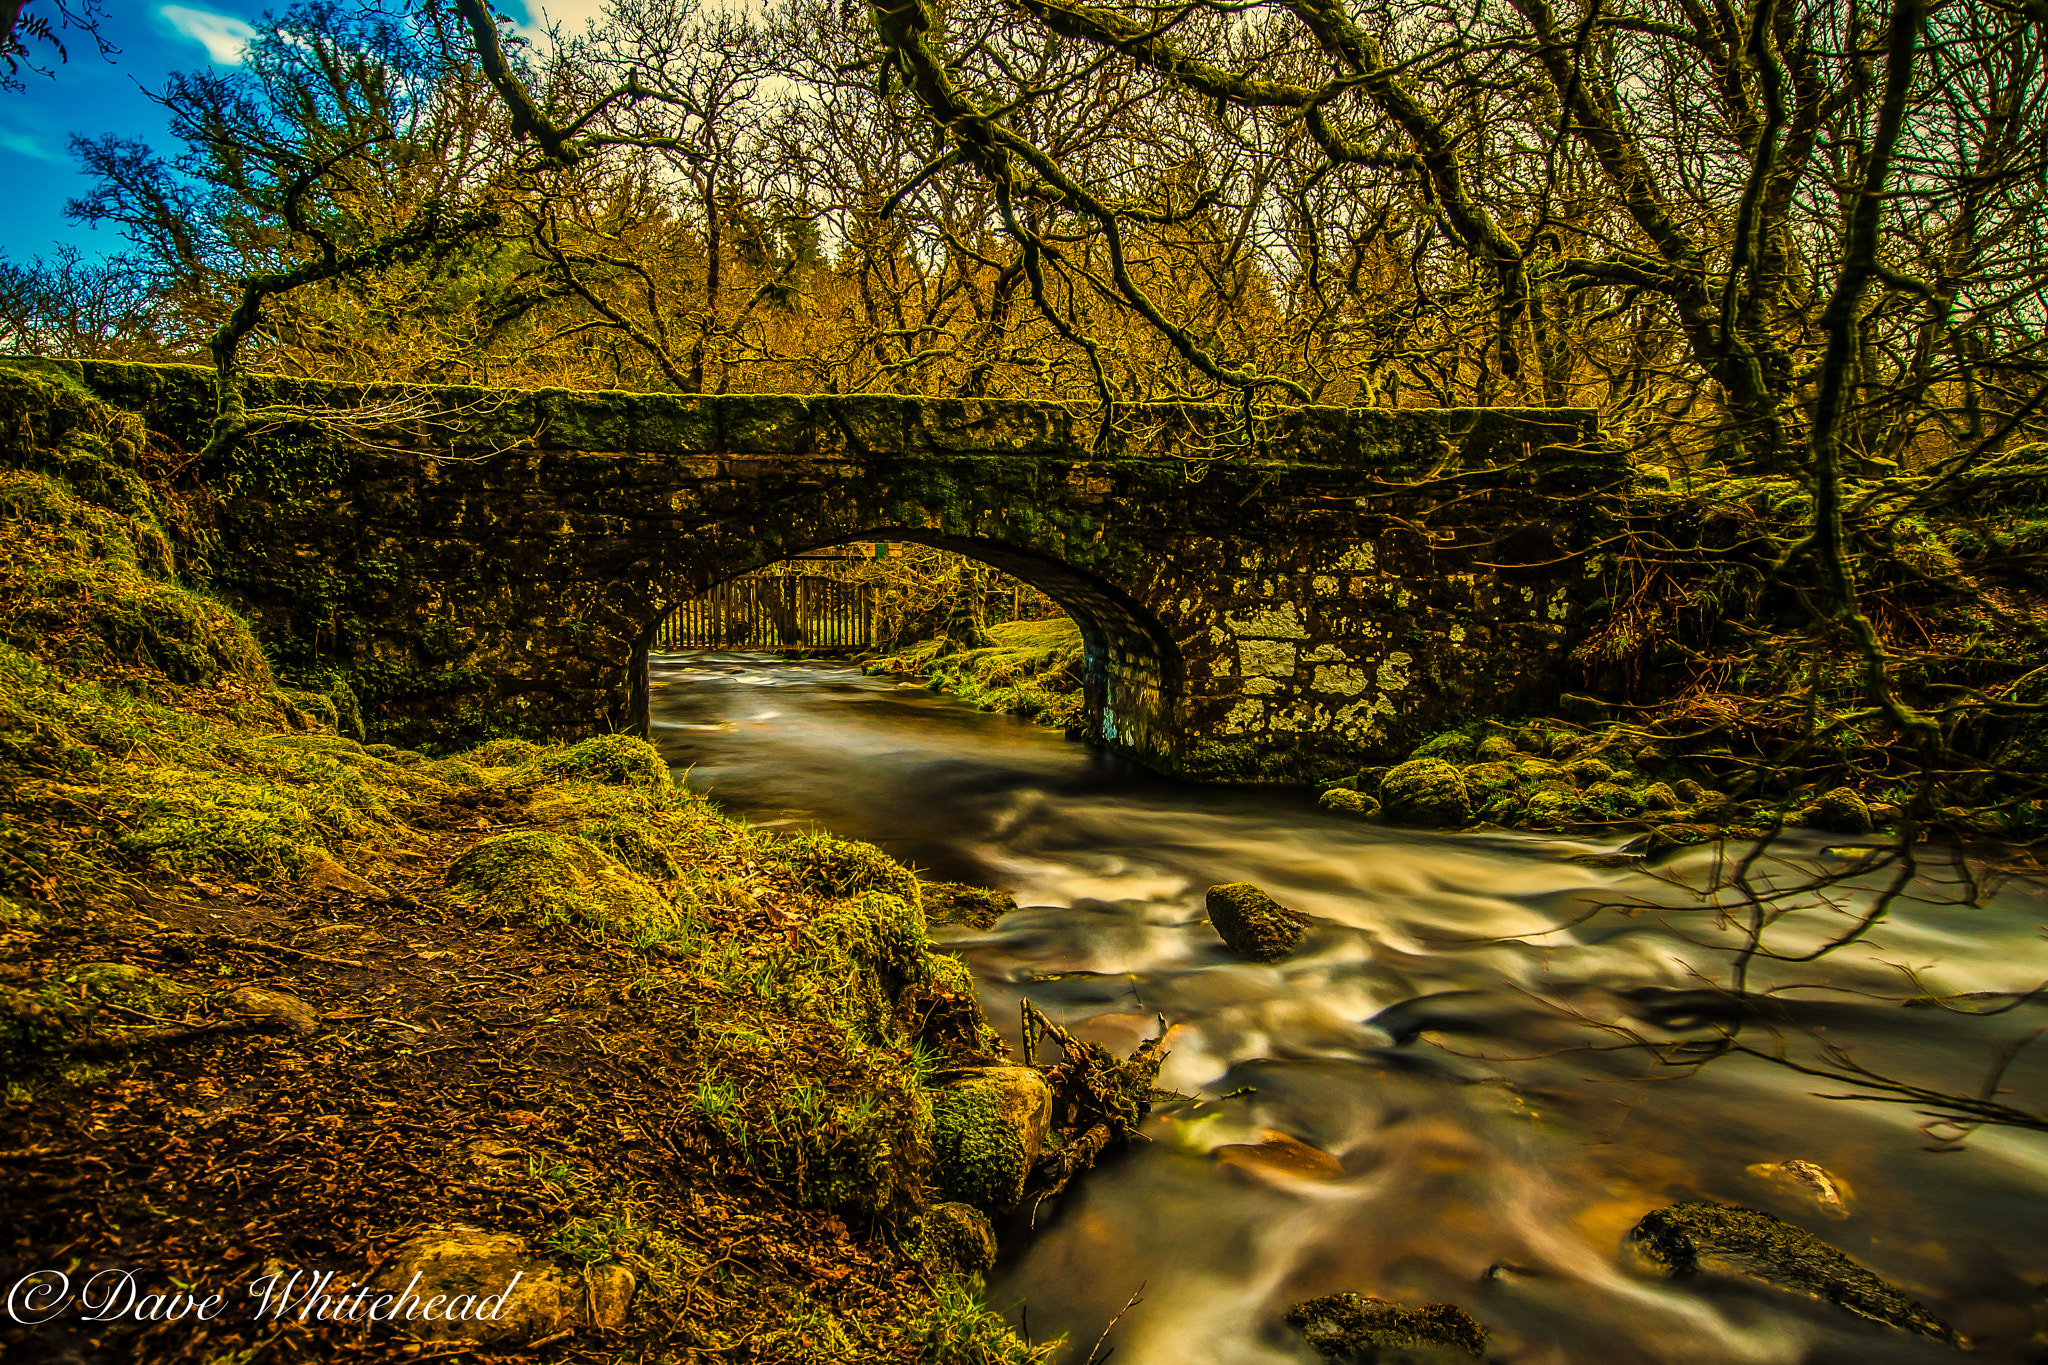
[647,652,2048,1364]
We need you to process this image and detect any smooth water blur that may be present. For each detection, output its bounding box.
[649,653,2048,1364]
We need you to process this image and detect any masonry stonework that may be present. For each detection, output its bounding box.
[29,359,1620,781]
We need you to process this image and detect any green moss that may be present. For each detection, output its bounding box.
[445,830,682,940]
[1318,787,1379,817]
[460,737,545,767]
[1206,881,1311,961]
[1379,758,1473,825]
[576,815,684,881]
[930,1081,1033,1216]
[803,890,930,1042]
[60,962,195,1016]
[0,468,268,689]
[776,830,922,905]
[866,617,1085,730]
[530,734,671,789]
[1407,722,1482,763]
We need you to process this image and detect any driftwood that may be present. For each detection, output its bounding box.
[1019,1000,1171,1221]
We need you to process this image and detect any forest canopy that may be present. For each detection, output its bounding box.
[0,0,2039,473]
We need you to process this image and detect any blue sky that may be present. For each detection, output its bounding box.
[0,1,600,266]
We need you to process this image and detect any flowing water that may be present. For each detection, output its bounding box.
[648,652,2048,1364]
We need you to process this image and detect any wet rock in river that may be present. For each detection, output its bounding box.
[931,1065,1053,1215]
[1206,881,1313,962]
[1286,1291,1489,1361]
[1212,1128,1343,1182]
[1744,1159,1855,1220]
[922,880,1016,929]
[1379,759,1472,825]
[1319,787,1380,818]
[1626,1201,1959,1344]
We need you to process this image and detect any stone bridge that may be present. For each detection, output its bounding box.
[35,359,1621,781]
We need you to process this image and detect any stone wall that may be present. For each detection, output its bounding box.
[11,358,1619,780]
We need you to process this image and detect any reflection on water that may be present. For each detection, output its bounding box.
[650,653,2048,1364]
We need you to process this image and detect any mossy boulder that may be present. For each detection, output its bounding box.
[1206,881,1312,962]
[574,816,684,882]
[1521,788,1587,826]
[1319,787,1380,818]
[920,1201,998,1277]
[1583,781,1642,814]
[531,734,671,789]
[1627,1201,1958,1344]
[1472,731,1519,762]
[1800,787,1873,835]
[1378,759,1472,825]
[1286,1291,1489,1360]
[1562,757,1615,787]
[1407,725,1480,763]
[930,1066,1053,1216]
[1638,782,1682,812]
[445,831,680,940]
[803,890,931,1042]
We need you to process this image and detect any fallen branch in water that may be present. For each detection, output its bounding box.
[1020,1000,1171,1222]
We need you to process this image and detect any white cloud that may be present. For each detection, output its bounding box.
[509,0,611,51]
[0,129,58,162]
[159,6,259,65]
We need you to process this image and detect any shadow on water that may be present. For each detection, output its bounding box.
[648,653,2048,1365]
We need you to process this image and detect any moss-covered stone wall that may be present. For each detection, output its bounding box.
[4,357,1613,777]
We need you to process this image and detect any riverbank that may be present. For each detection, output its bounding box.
[0,371,1058,1363]
[858,617,1981,848]
[863,619,1086,733]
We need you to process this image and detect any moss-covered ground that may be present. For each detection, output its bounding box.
[0,371,1053,1364]
[863,618,1084,731]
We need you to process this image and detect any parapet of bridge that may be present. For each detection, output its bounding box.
[21,358,1622,781]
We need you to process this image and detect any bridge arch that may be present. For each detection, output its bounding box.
[41,361,1614,780]
[639,532,1183,757]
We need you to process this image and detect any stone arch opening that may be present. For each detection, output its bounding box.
[637,531,1184,764]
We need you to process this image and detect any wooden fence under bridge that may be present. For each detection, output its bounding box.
[654,575,874,652]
